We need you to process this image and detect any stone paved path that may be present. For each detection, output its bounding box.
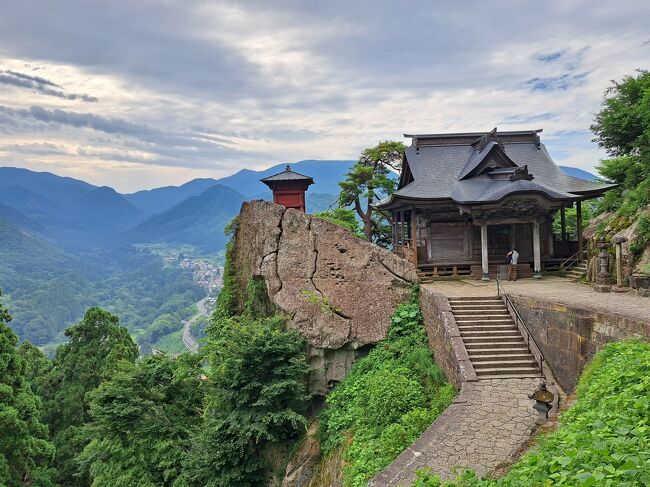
[423,277,650,323]
[371,378,540,486]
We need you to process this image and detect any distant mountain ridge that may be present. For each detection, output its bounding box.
[0,163,597,253]
[558,166,600,181]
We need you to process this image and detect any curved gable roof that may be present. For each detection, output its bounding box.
[376,129,616,208]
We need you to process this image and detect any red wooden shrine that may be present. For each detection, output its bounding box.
[260,165,314,212]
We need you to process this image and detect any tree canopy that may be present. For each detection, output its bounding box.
[338,140,406,242]
[41,307,139,485]
[0,291,56,486]
[591,70,650,215]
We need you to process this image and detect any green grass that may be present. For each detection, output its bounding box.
[318,288,456,487]
[413,339,650,487]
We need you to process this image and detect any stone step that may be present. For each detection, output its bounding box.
[472,359,538,369]
[454,311,512,323]
[477,373,544,380]
[467,346,530,354]
[450,305,507,311]
[463,337,526,345]
[469,353,535,361]
[458,325,518,333]
[448,297,501,302]
[456,318,514,325]
[474,366,542,377]
[451,307,508,313]
[460,329,520,340]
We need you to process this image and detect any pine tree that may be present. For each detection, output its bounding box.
[0,292,56,486]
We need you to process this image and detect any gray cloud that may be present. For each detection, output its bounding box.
[0,70,98,102]
[0,0,648,190]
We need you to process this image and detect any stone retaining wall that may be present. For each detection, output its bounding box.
[509,295,649,392]
[419,287,476,389]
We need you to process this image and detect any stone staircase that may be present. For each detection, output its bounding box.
[564,261,588,280]
[449,296,543,380]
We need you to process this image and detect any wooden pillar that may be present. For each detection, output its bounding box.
[510,224,516,250]
[576,201,583,261]
[480,222,489,280]
[533,220,542,278]
[411,208,418,267]
[391,211,397,251]
[560,205,566,241]
[547,221,555,257]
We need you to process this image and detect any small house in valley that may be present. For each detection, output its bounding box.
[375,128,615,279]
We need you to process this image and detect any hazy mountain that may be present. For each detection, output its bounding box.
[559,166,600,181]
[0,201,45,233]
[68,186,145,230]
[0,185,65,220]
[0,167,94,207]
[123,184,247,252]
[124,178,219,215]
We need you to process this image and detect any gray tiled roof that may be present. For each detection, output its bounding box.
[376,131,616,208]
[260,165,314,184]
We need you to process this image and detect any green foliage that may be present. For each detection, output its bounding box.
[41,308,139,485]
[630,214,650,256]
[184,314,311,486]
[0,230,202,351]
[212,218,241,322]
[591,70,650,217]
[318,290,455,486]
[338,141,405,242]
[314,208,363,237]
[413,339,650,487]
[0,293,56,486]
[552,203,594,240]
[77,353,205,487]
[244,277,274,319]
[300,290,343,317]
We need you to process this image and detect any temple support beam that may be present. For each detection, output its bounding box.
[480,223,489,280]
[560,205,566,241]
[576,201,583,261]
[533,220,542,278]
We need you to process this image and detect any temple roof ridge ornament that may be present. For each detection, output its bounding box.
[474,127,504,153]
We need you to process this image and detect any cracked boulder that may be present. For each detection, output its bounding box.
[233,200,418,394]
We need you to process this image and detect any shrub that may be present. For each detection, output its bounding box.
[318,288,455,486]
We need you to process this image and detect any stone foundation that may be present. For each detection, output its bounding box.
[509,295,649,392]
[419,287,476,389]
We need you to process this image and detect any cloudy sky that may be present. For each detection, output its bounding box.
[0,0,648,192]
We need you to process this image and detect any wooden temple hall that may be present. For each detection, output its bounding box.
[375,129,616,280]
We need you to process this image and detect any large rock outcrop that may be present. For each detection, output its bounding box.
[233,200,417,395]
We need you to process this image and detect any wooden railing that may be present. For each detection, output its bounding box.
[496,275,545,372]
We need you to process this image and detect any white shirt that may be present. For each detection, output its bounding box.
[511,250,519,265]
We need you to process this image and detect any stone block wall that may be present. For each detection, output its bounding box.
[419,287,477,389]
[509,295,649,392]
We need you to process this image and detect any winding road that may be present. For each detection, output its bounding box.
[182,296,209,353]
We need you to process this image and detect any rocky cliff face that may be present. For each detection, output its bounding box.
[233,200,417,395]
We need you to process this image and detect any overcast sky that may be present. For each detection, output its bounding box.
[0,0,648,192]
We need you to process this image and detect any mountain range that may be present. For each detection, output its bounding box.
[0,160,354,252]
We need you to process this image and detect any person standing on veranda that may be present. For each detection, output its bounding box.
[506,249,519,281]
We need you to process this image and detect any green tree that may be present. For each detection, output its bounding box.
[42,307,139,486]
[183,315,310,486]
[338,141,405,241]
[0,292,56,486]
[77,353,205,487]
[315,208,363,237]
[591,70,650,216]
